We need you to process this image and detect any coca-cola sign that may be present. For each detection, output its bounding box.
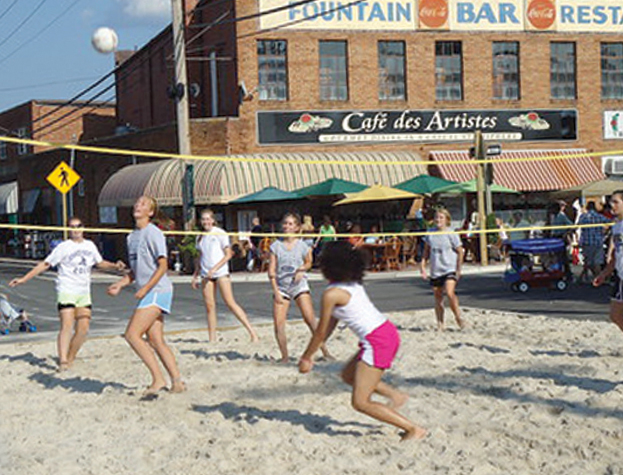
[419,0,449,28]
[527,0,556,29]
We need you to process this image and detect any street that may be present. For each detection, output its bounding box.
[0,262,611,344]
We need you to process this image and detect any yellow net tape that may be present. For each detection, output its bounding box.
[0,135,619,166]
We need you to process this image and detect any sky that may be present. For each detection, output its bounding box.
[0,0,171,112]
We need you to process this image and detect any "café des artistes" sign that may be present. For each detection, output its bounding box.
[257,109,577,145]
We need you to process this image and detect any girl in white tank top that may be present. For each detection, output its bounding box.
[298,241,427,441]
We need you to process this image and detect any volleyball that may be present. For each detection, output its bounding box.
[91,27,118,54]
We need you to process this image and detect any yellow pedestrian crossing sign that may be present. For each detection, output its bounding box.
[47,161,80,194]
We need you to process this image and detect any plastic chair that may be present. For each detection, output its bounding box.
[382,237,402,271]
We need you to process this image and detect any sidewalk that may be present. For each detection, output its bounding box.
[0,257,507,284]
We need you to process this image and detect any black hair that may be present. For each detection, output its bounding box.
[586,201,596,211]
[319,241,365,284]
[612,190,623,200]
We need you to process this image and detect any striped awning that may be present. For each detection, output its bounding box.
[98,151,425,206]
[430,149,604,192]
[0,181,18,215]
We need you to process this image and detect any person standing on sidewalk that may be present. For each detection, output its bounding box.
[578,201,610,283]
[10,217,125,371]
[420,208,466,331]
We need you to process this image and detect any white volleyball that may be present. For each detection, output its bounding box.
[91,27,118,54]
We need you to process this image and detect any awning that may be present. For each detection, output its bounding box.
[98,152,426,206]
[429,149,604,192]
[22,188,40,214]
[0,181,18,215]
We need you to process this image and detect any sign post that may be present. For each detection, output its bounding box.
[46,161,81,240]
[474,131,488,266]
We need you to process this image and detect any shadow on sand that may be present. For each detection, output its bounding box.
[0,352,57,371]
[29,372,132,394]
[191,402,380,437]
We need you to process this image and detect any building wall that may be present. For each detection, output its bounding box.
[229,0,623,159]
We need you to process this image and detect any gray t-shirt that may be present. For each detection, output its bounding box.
[127,223,172,293]
[270,239,310,290]
[425,231,462,278]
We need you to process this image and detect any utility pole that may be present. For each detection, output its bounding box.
[474,130,489,266]
[171,0,194,230]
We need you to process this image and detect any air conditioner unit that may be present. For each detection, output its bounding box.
[603,156,623,175]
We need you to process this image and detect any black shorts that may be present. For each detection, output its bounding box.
[430,272,458,288]
[57,303,92,311]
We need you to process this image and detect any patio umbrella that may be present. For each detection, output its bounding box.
[333,184,420,206]
[230,186,302,203]
[552,178,623,198]
[394,174,458,194]
[294,178,367,197]
[435,179,519,194]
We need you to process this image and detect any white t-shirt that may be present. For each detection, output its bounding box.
[45,239,103,295]
[327,282,387,341]
[196,227,230,278]
[613,220,623,277]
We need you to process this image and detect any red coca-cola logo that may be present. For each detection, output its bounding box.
[527,0,556,30]
[419,0,448,28]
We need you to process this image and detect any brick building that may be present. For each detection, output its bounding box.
[0,100,116,228]
[98,0,623,229]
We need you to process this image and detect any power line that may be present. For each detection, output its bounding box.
[0,0,50,51]
[0,0,19,24]
[0,0,82,66]
[0,76,100,92]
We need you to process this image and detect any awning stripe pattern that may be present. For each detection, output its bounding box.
[430,149,604,192]
[98,151,426,207]
[0,181,18,215]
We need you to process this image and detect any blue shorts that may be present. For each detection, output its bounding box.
[137,290,173,314]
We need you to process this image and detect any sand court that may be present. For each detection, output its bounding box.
[1,308,623,475]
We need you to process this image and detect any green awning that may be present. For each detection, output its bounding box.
[435,179,519,194]
[294,178,367,197]
[231,186,302,204]
[394,174,458,194]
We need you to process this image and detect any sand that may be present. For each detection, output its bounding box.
[1,307,623,475]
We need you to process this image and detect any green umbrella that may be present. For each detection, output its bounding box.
[294,178,367,197]
[231,186,302,203]
[394,174,459,194]
[435,179,519,194]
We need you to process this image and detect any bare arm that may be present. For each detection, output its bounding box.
[208,247,232,276]
[456,245,464,277]
[9,261,50,287]
[268,253,283,303]
[299,288,349,372]
[95,260,126,271]
[595,238,615,286]
[420,242,430,279]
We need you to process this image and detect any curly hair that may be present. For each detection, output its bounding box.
[319,241,365,283]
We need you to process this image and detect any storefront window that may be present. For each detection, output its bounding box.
[550,42,576,100]
[492,42,520,100]
[435,41,463,101]
[257,40,288,101]
[319,41,348,101]
[601,43,623,100]
[378,41,406,101]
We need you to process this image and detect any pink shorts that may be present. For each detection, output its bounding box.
[357,320,400,369]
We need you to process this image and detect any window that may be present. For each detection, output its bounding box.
[0,141,6,160]
[16,127,29,155]
[550,42,576,100]
[257,40,288,101]
[378,41,406,101]
[319,41,348,101]
[435,41,463,101]
[492,42,520,100]
[602,43,623,100]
